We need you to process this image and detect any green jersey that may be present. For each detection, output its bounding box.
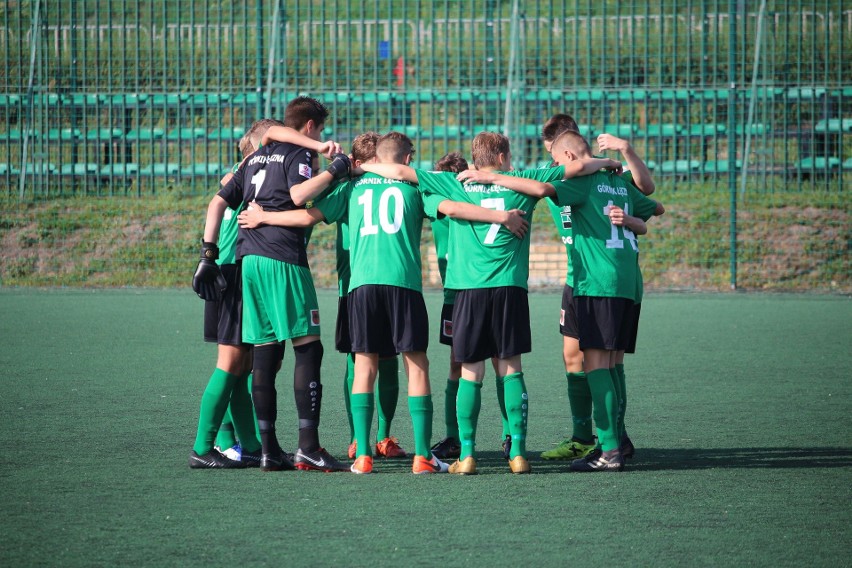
[217,205,240,266]
[546,198,573,284]
[418,167,564,290]
[551,171,657,301]
[430,216,456,304]
[316,172,430,293]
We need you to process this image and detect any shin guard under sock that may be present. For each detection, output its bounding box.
[586,368,619,451]
[193,368,238,455]
[294,341,324,452]
[456,379,482,460]
[567,372,594,443]
[503,372,529,459]
[252,343,285,454]
[445,379,460,440]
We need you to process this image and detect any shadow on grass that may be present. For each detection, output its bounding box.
[527,447,852,473]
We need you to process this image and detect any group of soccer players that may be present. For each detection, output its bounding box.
[189,95,663,475]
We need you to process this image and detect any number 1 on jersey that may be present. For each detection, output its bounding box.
[603,200,638,251]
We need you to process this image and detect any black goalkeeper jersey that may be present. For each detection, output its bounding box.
[218,141,318,267]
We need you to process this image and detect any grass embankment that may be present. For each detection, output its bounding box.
[0,181,848,292]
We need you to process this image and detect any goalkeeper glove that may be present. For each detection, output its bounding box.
[192,241,227,301]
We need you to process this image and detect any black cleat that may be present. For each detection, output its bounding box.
[620,434,635,460]
[501,435,512,461]
[293,448,350,472]
[430,437,461,460]
[240,448,262,468]
[189,449,246,469]
[569,448,625,472]
[260,449,296,472]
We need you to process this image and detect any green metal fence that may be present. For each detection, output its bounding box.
[0,1,849,291]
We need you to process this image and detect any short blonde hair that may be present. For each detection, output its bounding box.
[471,131,510,169]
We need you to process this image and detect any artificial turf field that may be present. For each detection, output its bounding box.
[0,288,849,567]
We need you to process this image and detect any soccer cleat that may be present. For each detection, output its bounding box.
[240,448,263,468]
[350,455,374,474]
[412,454,449,474]
[569,448,625,472]
[508,455,531,474]
[621,434,635,460]
[448,456,477,475]
[430,437,461,460]
[189,449,246,469]
[215,443,242,462]
[375,437,407,458]
[540,438,595,461]
[348,440,357,460]
[260,449,296,472]
[501,435,512,460]
[294,448,350,472]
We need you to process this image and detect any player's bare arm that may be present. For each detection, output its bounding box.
[289,153,351,206]
[563,157,623,179]
[608,206,648,235]
[261,125,342,159]
[237,202,324,229]
[359,162,419,183]
[203,195,230,244]
[597,133,655,195]
[437,199,529,239]
[455,170,554,197]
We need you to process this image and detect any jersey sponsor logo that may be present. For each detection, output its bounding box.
[560,207,572,230]
[299,163,313,179]
[442,318,453,338]
[561,236,573,245]
[310,309,320,326]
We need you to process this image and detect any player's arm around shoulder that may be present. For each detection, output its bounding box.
[290,153,351,206]
[597,132,655,195]
[563,157,622,179]
[237,201,324,229]
[436,199,529,239]
[360,162,419,183]
[455,169,553,197]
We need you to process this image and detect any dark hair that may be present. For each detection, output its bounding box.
[434,152,469,173]
[542,113,580,142]
[283,96,329,130]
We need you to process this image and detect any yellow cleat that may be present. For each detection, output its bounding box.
[509,455,531,474]
[448,456,477,475]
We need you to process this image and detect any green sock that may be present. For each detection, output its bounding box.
[408,395,433,458]
[229,372,260,452]
[456,379,482,460]
[375,357,400,440]
[586,368,619,451]
[615,363,627,440]
[567,372,594,443]
[503,372,528,459]
[495,375,510,438]
[351,392,373,458]
[193,368,238,455]
[214,407,237,450]
[445,379,460,440]
[343,354,355,443]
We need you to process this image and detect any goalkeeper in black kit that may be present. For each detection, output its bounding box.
[193,96,351,472]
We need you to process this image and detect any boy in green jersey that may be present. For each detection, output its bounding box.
[538,115,655,462]
[417,132,618,474]
[252,129,407,460]
[190,119,340,469]
[479,129,662,472]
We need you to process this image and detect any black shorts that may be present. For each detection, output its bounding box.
[348,284,429,354]
[335,295,351,353]
[559,284,580,339]
[452,287,531,363]
[203,263,245,346]
[439,303,454,346]
[573,295,637,352]
[622,302,642,354]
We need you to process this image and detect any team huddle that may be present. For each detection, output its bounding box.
[189,96,664,475]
